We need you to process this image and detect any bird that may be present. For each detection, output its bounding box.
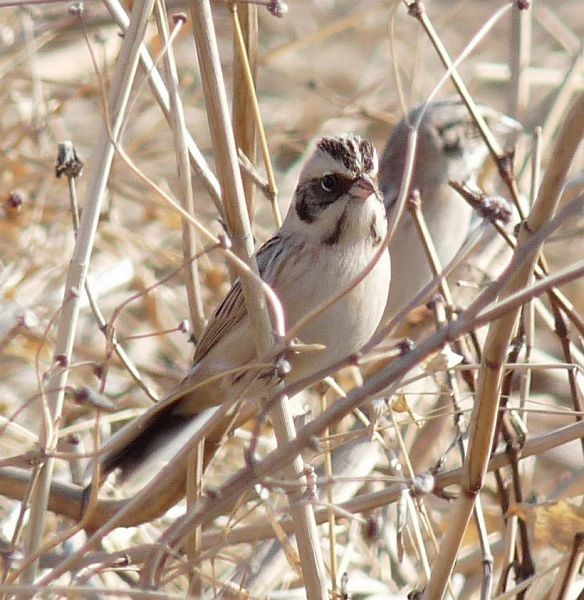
[379,98,520,323]
[92,134,391,496]
[224,100,520,588]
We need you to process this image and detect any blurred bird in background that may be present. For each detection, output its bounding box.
[380,98,521,326]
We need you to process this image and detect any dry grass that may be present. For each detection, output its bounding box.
[0,0,583,598]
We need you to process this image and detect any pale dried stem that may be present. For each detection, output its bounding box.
[232,2,258,218]
[409,1,507,156]
[432,299,494,599]
[541,45,584,157]
[102,0,223,214]
[408,192,454,309]
[497,513,519,595]
[154,1,206,339]
[389,407,433,583]
[408,0,529,233]
[320,393,338,594]
[157,1,327,597]
[19,0,156,586]
[1,583,185,599]
[64,151,159,402]
[158,6,210,559]
[517,128,542,419]
[33,394,241,585]
[23,12,47,152]
[376,221,488,340]
[389,0,408,120]
[231,3,282,227]
[548,536,584,600]
[492,557,566,600]
[471,62,583,90]
[185,442,204,596]
[9,416,103,584]
[76,246,584,584]
[2,3,580,596]
[5,415,584,571]
[284,203,584,415]
[422,92,584,600]
[529,126,543,211]
[65,26,285,348]
[508,2,531,119]
[105,138,287,331]
[451,180,584,341]
[535,6,581,53]
[421,3,513,128]
[261,7,379,65]
[495,128,540,595]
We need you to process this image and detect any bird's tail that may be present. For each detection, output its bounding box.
[82,404,241,529]
[96,403,221,487]
[108,406,217,481]
[83,384,258,527]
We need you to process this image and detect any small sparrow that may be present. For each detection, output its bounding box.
[225,99,518,583]
[380,99,520,321]
[96,134,391,487]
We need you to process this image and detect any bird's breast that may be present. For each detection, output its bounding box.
[275,241,390,381]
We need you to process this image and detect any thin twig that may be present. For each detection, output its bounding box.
[421,91,584,600]
[508,1,532,119]
[154,3,206,339]
[232,2,258,218]
[147,2,326,596]
[231,2,282,227]
[102,0,223,215]
[19,0,156,584]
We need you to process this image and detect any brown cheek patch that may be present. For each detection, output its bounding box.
[295,183,318,223]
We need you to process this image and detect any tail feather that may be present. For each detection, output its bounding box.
[98,405,220,485]
[83,401,260,526]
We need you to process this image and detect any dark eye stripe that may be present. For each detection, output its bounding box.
[295,175,355,223]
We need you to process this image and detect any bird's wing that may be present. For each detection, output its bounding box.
[192,234,283,364]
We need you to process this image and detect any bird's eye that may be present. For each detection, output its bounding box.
[464,122,481,139]
[321,174,337,193]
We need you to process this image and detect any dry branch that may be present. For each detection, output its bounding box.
[423,91,584,600]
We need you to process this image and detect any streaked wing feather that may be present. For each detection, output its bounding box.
[192,235,283,363]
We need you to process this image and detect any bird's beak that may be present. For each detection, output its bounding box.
[350,174,377,200]
[494,114,523,138]
[479,105,523,136]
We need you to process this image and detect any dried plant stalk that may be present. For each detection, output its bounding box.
[1,3,583,596]
[184,1,327,597]
[102,0,223,213]
[422,92,584,600]
[154,1,206,339]
[4,415,584,544]
[232,2,258,218]
[508,2,532,119]
[20,0,156,585]
[231,3,281,227]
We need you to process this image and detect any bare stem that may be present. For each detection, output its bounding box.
[422,91,584,600]
[152,2,327,596]
[154,2,206,339]
[102,0,223,215]
[20,0,156,585]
